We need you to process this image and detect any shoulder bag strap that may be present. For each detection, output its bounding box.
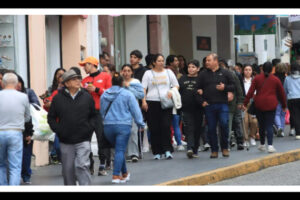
[104,93,120,119]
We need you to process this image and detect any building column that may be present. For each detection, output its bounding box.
[61,15,87,75]
[28,15,49,167]
[148,15,162,54]
[99,15,115,64]
[28,15,47,102]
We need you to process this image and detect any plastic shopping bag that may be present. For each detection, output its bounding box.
[285,109,290,125]
[30,104,55,142]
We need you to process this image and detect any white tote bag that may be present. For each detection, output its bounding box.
[30,104,55,142]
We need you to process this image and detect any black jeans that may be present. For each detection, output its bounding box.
[256,110,276,145]
[182,109,204,154]
[288,99,300,135]
[146,101,173,155]
[91,113,111,166]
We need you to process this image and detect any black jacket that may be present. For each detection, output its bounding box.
[196,67,235,105]
[133,64,147,82]
[48,88,98,144]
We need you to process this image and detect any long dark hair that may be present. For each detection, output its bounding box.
[263,62,273,77]
[51,68,66,93]
[16,74,26,93]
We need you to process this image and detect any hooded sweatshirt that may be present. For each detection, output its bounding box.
[100,86,145,128]
[284,71,300,100]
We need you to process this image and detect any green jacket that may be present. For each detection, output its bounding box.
[228,70,244,113]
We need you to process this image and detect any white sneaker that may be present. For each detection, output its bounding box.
[267,145,276,153]
[153,154,161,160]
[177,145,185,151]
[290,129,296,136]
[204,143,211,148]
[181,140,187,146]
[296,136,300,140]
[258,144,266,152]
[250,138,257,146]
[121,173,130,183]
[172,137,177,146]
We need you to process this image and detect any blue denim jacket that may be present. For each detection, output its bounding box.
[100,86,145,128]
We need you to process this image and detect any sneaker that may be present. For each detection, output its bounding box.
[210,152,218,159]
[165,151,173,159]
[230,140,236,148]
[181,140,187,146]
[98,167,108,176]
[177,145,185,151]
[250,138,257,146]
[192,154,199,158]
[122,173,130,183]
[237,144,244,151]
[290,129,296,136]
[23,179,32,185]
[277,129,284,137]
[222,149,230,157]
[295,135,300,140]
[187,150,193,159]
[154,154,161,160]
[204,143,210,151]
[131,156,139,163]
[267,145,276,153]
[258,144,266,152]
[112,175,124,184]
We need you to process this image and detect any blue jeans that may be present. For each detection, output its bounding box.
[204,104,229,152]
[22,142,33,182]
[104,125,131,176]
[172,114,182,145]
[275,103,286,130]
[0,130,23,185]
[256,110,276,145]
[50,135,61,161]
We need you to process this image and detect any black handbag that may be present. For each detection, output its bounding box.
[247,101,256,115]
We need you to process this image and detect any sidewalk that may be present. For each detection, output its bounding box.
[26,126,300,186]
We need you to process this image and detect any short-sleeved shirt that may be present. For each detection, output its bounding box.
[142,69,179,102]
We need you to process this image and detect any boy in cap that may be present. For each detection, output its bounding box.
[48,69,98,185]
[79,56,112,176]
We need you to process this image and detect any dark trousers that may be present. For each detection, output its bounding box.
[256,109,276,145]
[91,113,111,166]
[288,99,300,135]
[204,103,229,152]
[182,109,204,154]
[231,109,244,145]
[21,141,33,182]
[146,101,173,155]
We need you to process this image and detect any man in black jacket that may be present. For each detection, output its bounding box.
[48,69,98,185]
[196,53,235,159]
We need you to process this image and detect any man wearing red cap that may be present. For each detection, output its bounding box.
[79,56,112,176]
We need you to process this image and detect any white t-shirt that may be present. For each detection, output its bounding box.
[244,78,252,95]
[142,69,179,102]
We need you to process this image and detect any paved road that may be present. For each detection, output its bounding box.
[24,126,300,186]
[213,159,300,185]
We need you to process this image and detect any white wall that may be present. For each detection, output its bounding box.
[124,15,147,66]
[161,15,170,58]
[192,15,218,61]
[45,15,61,88]
[86,15,99,60]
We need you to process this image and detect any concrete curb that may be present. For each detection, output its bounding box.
[157,149,300,186]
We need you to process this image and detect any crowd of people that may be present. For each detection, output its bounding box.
[0,49,300,185]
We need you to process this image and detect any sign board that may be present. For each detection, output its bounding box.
[289,15,300,23]
[235,15,276,35]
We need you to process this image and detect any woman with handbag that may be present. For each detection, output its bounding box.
[141,54,179,160]
[100,73,145,184]
[243,62,287,153]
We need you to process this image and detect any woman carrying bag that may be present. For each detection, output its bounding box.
[141,54,179,160]
[243,62,287,153]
